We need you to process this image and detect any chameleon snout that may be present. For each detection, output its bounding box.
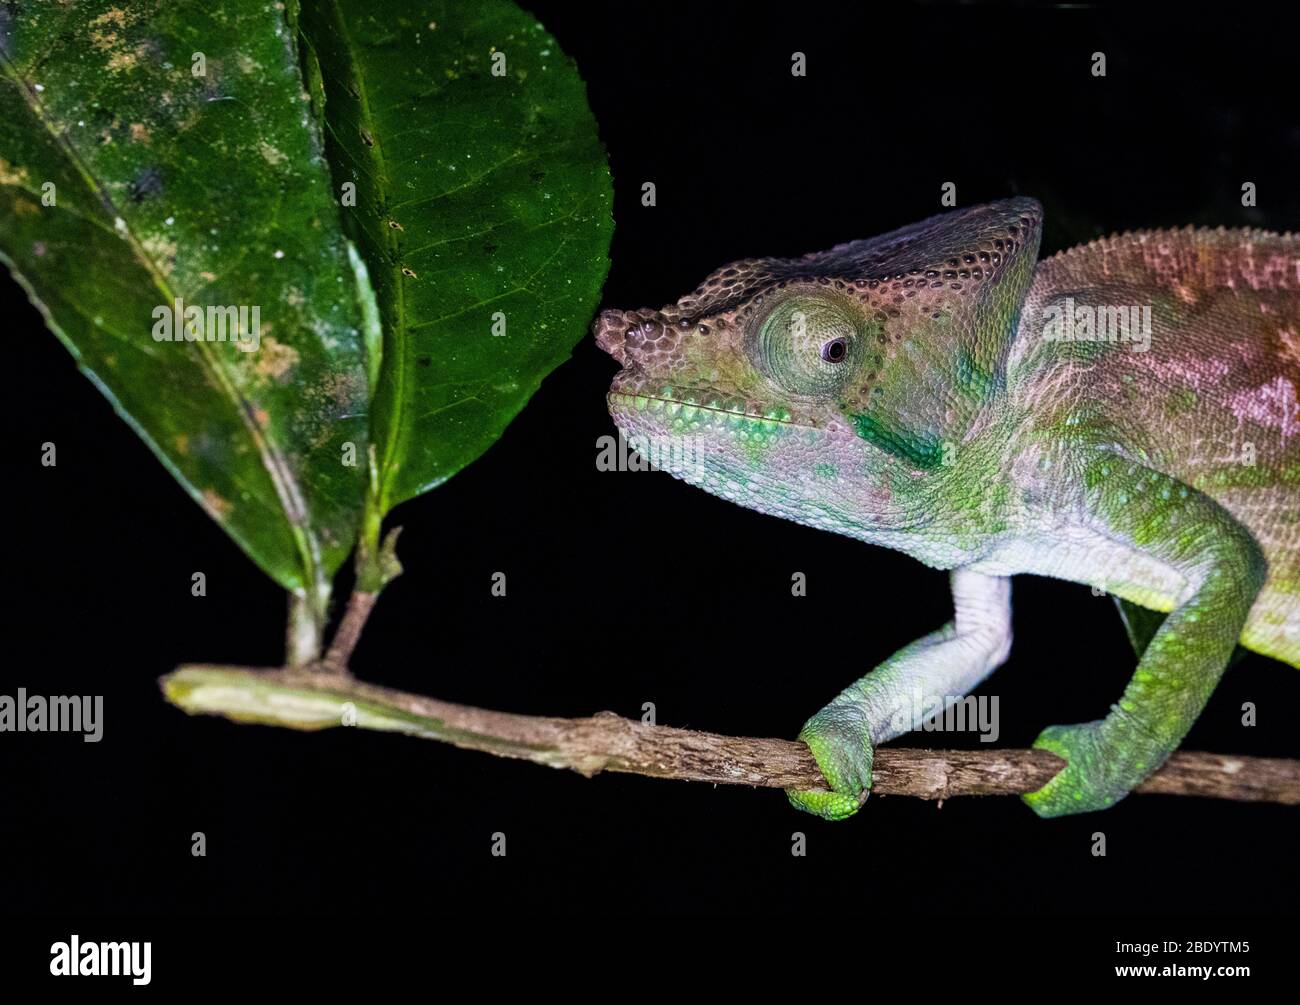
[593,307,677,369]
[592,307,633,364]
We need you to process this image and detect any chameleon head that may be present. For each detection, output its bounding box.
[594,198,1042,546]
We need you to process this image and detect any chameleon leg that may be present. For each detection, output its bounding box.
[1113,596,1168,657]
[1114,595,1250,668]
[1025,463,1267,817]
[788,569,1012,820]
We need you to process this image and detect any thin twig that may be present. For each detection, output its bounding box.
[318,591,377,673]
[159,665,1300,805]
[315,525,402,674]
[284,592,322,668]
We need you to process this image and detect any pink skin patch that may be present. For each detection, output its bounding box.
[1228,376,1300,439]
[1154,355,1232,393]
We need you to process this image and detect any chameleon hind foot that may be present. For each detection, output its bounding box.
[786,715,874,821]
[1023,719,1154,818]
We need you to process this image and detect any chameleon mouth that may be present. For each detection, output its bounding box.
[607,391,803,430]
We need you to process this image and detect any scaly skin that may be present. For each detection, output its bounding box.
[594,199,1299,818]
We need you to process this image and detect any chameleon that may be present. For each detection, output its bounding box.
[593,197,1299,819]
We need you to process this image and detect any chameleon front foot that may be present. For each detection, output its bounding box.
[1023,719,1154,817]
[786,715,874,821]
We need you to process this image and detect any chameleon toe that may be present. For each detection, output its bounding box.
[786,720,873,821]
[786,787,864,821]
[1024,721,1127,818]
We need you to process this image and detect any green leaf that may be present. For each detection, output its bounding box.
[295,0,613,516]
[0,1,375,625]
[1,0,612,624]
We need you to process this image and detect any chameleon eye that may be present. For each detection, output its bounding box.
[821,337,848,363]
[752,294,860,395]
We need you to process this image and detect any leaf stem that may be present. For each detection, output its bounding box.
[285,591,322,667]
[310,520,400,674]
[318,590,375,674]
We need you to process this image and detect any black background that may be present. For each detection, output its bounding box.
[3,1,1297,930]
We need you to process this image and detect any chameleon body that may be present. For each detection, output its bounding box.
[594,198,1299,819]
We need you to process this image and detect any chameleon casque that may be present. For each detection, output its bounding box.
[593,198,1299,819]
